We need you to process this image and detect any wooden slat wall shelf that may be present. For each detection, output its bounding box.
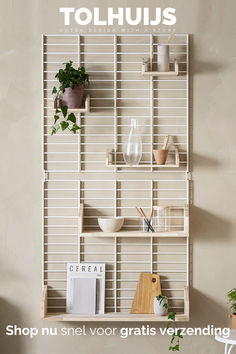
[42,33,190,322]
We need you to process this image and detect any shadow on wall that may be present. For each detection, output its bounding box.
[192,60,223,75]
[0,299,23,354]
[189,205,232,291]
[190,288,230,328]
[190,205,232,242]
[190,32,223,76]
[192,153,220,169]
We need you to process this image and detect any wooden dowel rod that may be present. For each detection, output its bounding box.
[163,135,170,150]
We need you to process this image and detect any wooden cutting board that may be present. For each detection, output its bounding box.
[130,273,161,314]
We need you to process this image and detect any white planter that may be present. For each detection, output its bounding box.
[153,296,168,316]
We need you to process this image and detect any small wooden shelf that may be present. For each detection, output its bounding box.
[41,286,189,322]
[78,204,189,238]
[106,148,180,169]
[106,163,179,169]
[80,231,189,238]
[53,95,90,113]
[141,60,179,77]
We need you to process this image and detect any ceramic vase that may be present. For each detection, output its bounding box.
[61,84,84,108]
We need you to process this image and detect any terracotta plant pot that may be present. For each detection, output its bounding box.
[153,149,168,165]
[61,84,84,109]
[230,314,236,334]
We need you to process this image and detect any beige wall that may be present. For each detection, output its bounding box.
[0,1,236,353]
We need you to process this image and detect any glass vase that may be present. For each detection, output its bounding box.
[123,119,142,166]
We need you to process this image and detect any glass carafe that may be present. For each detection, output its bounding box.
[123,119,142,166]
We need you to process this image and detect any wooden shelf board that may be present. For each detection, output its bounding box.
[80,231,188,238]
[106,163,179,168]
[43,312,189,322]
[142,71,178,77]
[141,60,179,77]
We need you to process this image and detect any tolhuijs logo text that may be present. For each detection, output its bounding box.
[60,7,176,26]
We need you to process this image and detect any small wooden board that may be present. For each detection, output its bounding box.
[131,273,161,314]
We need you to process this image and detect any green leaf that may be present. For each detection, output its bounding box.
[51,124,60,136]
[155,295,167,304]
[56,109,61,114]
[169,345,179,352]
[168,312,176,321]
[164,303,168,309]
[71,123,80,134]
[52,86,57,94]
[59,85,65,93]
[172,344,179,351]
[61,105,68,118]
[54,115,60,123]
[176,329,183,339]
[60,121,69,131]
[67,113,76,124]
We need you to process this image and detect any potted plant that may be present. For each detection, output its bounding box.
[154,295,168,316]
[52,61,89,109]
[51,105,80,135]
[227,288,236,333]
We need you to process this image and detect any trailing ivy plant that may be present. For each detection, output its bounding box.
[52,61,89,95]
[51,105,80,135]
[167,312,183,351]
[155,295,183,351]
[227,288,236,314]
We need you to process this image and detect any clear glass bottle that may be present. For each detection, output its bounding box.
[123,119,142,166]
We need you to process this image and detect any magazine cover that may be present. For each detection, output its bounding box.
[1,1,236,353]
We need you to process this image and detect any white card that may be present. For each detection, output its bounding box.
[69,277,96,315]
